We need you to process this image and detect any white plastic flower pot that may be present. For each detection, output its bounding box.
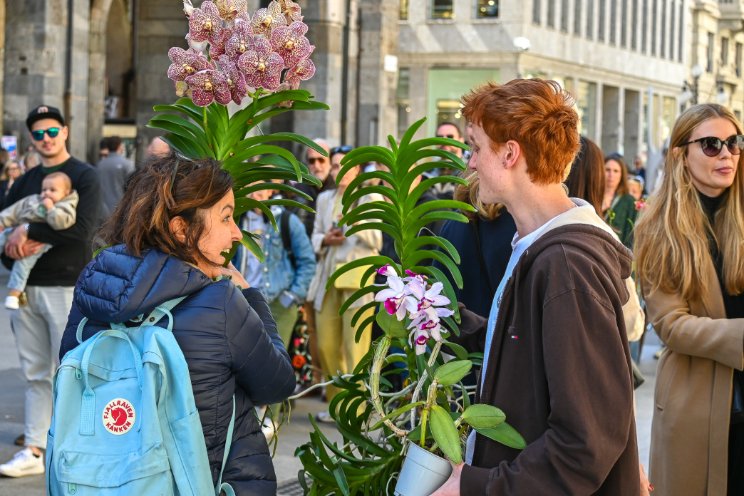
[394,442,452,496]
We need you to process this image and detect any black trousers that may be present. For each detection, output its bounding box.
[729,422,744,496]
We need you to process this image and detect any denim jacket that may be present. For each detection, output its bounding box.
[235,209,316,304]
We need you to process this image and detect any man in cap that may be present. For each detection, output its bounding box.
[0,105,100,477]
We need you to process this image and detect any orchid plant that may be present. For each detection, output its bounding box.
[296,119,525,495]
[149,0,328,260]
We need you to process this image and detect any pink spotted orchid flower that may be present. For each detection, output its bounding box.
[188,1,222,43]
[250,1,287,37]
[270,21,313,68]
[184,69,231,106]
[237,36,284,91]
[167,47,213,82]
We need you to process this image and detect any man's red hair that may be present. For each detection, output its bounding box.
[462,79,580,184]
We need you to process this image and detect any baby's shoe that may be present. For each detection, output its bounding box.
[4,295,19,310]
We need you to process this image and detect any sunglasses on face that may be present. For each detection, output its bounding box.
[437,134,456,139]
[330,145,353,156]
[682,134,744,157]
[31,127,61,141]
[308,157,327,165]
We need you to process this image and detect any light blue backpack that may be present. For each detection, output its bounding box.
[46,297,235,496]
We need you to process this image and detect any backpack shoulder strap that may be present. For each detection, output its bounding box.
[215,395,237,496]
[280,211,296,269]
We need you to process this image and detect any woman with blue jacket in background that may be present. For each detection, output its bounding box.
[58,155,296,495]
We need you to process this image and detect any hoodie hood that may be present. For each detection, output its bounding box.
[517,199,633,292]
[74,244,212,323]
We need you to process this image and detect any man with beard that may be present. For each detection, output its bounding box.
[0,105,100,477]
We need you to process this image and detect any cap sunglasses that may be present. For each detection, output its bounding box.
[682,134,744,157]
[307,156,327,165]
[330,145,353,155]
[31,127,61,141]
[436,133,456,139]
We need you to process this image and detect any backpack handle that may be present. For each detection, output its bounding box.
[79,330,144,436]
[143,296,188,331]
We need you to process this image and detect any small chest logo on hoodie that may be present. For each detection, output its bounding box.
[102,398,136,435]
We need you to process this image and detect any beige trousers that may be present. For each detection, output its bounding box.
[314,287,373,401]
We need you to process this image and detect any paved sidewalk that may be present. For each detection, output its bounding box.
[0,263,659,494]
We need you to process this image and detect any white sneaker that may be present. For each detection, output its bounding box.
[315,410,335,424]
[4,296,19,310]
[0,448,44,477]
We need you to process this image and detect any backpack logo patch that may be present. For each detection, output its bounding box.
[102,398,136,435]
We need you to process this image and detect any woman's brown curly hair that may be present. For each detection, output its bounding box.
[99,153,233,267]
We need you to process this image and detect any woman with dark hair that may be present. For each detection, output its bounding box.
[565,136,605,215]
[56,154,295,494]
[603,152,637,247]
[635,104,744,495]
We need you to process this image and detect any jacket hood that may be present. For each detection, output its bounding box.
[519,200,633,289]
[74,244,212,323]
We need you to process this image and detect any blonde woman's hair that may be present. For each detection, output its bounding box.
[455,171,504,221]
[634,103,744,301]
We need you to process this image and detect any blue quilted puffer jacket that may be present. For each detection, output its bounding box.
[59,244,296,495]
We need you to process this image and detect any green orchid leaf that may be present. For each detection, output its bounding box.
[461,404,506,429]
[237,229,263,262]
[375,309,408,339]
[159,134,214,160]
[429,405,463,464]
[402,235,461,265]
[475,421,527,450]
[350,300,379,327]
[433,360,472,386]
[353,314,377,343]
[441,340,469,361]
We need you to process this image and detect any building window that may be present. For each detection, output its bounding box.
[721,37,729,66]
[669,0,676,60]
[621,0,628,47]
[610,0,618,44]
[431,0,454,19]
[547,0,555,27]
[561,0,569,31]
[707,32,715,72]
[476,0,499,18]
[677,1,684,62]
[400,0,409,20]
[586,0,594,38]
[574,0,583,35]
[533,0,541,24]
[598,0,606,41]
[660,0,667,58]
[641,0,648,52]
[631,0,639,49]
[577,80,597,139]
[651,0,657,56]
[736,42,742,77]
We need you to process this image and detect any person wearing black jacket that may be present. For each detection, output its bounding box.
[0,105,100,478]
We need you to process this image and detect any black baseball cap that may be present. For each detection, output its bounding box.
[26,105,66,130]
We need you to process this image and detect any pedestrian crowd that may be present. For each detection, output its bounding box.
[0,77,742,496]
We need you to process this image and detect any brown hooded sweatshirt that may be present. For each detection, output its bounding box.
[458,217,640,495]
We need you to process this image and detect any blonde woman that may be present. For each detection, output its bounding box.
[635,103,744,495]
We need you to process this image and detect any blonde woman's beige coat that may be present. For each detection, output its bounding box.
[645,253,744,496]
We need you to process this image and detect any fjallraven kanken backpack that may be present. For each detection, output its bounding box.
[46,297,236,496]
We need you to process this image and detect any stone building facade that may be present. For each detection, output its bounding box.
[0,0,742,169]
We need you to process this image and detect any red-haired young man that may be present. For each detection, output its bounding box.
[432,79,646,495]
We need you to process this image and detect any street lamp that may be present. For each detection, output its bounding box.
[681,64,704,106]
